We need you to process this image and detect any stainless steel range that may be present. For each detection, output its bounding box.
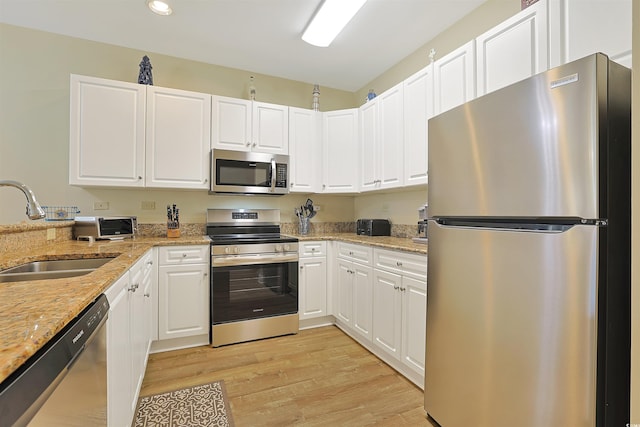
[207,209,299,347]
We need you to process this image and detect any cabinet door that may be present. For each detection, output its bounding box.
[352,263,373,343]
[253,101,289,154]
[146,86,211,188]
[158,264,209,340]
[476,0,548,97]
[335,259,353,325]
[289,107,321,192]
[129,261,146,413]
[359,99,379,191]
[299,257,327,319]
[434,41,476,115]
[106,273,133,427]
[403,65,432,186]
[211,95,252,151]
[69,74,145,187]
[322,109,359,193]
[372,269,402,360]
[378,83,404,189]
[401,276,427,378]
[548,0,631,68]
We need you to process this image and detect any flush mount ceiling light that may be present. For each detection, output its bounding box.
[302,0,368,47]
[147,0,172,15]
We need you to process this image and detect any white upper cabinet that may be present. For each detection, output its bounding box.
[548,0,631,69]
[359,83,404,192]
[475,0,548,97]
[211,95,289,155]
[289,107,322,193]
[69,74,146,187]
[433,40,476,115]
[403,64,432,186]
[322,108,359,193]
[146,86,211,189]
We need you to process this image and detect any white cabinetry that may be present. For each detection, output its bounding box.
[289,107,322,192]
[434,41,476,115]
[475,0,548,97]
[335,243,373,342]
[322,109,359,193]
[156,245,210,350]
[105,249,154,427]
[298,241,327,320]
[69,74,146,187]
[403,65,433,186]
[372,248,427,387]
[549,0,632,68]
[360,83,404,191]
[212,95,289,154]
[145,86,211,189]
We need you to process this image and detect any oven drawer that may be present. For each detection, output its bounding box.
[158,245,209,265]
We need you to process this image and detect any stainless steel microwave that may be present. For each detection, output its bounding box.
[210,149,289,195]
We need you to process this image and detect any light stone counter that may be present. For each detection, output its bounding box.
[287,232,428,255]
[0,236,209,383]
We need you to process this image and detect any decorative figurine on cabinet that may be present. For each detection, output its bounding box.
[138,55,153,85]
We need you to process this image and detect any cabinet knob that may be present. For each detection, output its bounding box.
[138,176,142,180]
[394,285,399,290]
[246,141,251,146]
[204,178,208,183]
[300,265,304,270]
[144,292,150,298]
[183,253,187,257]
[396,261,403,267]
[147,260,153,265]
[252,142,257,147]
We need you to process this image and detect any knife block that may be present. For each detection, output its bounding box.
[167,227,180,238]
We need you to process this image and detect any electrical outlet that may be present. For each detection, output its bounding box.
[46,228,56,240]
[314,205,321,211]
[141,201,156,210]
[94,201,109,210]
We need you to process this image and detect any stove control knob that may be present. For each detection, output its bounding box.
[275,245,283,252]
[233,246,239,254]
[224,247,230,254]
[284,244,290,251]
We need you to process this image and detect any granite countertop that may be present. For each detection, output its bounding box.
[288,232,428,255]
[0,236,209,384]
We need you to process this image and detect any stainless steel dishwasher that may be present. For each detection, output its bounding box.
[0,294,109,426]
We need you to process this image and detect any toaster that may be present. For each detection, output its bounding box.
[74,216,137,240]
[356,219,391,236]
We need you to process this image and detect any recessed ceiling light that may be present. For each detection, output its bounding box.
[302,0,367,47]
[147,0,172,16]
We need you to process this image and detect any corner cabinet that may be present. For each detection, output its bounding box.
[322,109,359,193]
[211,95,289,155]
[289,107,322,193]
[69,74,146,187]
[145,86,211,189]
[155,245,210,351]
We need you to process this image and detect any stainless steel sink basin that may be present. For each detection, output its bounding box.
[0,257,115,283]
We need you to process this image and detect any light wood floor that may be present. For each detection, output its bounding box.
[140,326,433,426]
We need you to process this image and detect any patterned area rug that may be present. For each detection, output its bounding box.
[134,381,235,427]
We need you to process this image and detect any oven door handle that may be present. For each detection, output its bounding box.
[270,158,276,192]
[212,253,298,267]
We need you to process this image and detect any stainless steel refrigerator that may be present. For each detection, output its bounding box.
[424,53,631,427]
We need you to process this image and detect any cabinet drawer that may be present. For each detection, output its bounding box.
[158,245,209,265]
[337,242,372,265]
[374,248,427,281]
[299,241,327,257]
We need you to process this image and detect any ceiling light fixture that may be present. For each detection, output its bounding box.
[147,0,172,16]
[302,0,368,47]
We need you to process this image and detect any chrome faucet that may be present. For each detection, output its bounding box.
[0,180,46,220]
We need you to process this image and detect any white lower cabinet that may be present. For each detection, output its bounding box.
[372,249,427,387]
[334,243,373,343]
[299,241,328,320]
[155,245,210,350]
[105,249,154,427]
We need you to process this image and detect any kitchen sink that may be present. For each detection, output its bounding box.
[0,257,115,283]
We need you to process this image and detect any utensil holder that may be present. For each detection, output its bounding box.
[167,226,180,238]
[299,217,310,235]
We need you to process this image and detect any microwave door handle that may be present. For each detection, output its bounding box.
[270,158,276,192]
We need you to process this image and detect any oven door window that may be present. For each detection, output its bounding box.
[211,261,298,323]
[216,159,271,188]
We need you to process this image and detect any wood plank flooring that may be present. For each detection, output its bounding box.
[140,326,433,426]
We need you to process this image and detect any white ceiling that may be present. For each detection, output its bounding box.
[0,0,486,92]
